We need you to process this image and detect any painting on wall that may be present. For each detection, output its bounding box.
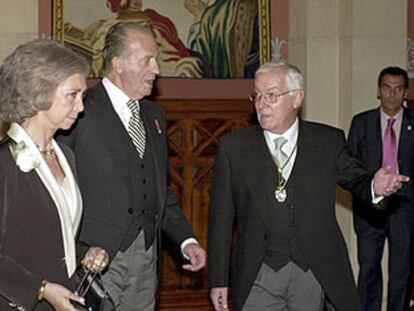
[52,0,272,79]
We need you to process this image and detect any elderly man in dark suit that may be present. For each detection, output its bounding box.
[208,62,409,311]
[348,66,414,311]
[58,22,206,311]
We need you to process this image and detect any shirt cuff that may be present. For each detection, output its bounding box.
[371,179,384,204]
[180,238,199,259]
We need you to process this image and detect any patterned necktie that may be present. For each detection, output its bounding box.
[127,99,146,158]
[382,118,397,173]
[273,136,288,169]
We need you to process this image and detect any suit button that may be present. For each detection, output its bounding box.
[143,194,147,200]
[142,209,148,215]
[143,179,146,184]
[141,164,145,169]
[128,208,133,214]
[264,234,268,240]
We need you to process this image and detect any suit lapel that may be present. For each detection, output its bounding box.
[245,123,321,224]
[291,120,320,218]
[398,108,414,166]
[242,127,274,228]
[91,83,137,195]
[371,108,383,166]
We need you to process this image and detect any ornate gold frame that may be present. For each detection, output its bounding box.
[258,0,272,64]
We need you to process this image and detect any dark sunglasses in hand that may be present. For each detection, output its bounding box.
[74,266,116,311]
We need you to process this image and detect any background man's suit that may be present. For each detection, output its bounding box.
[59,81,194,266]
[348,107,414,311]
[208,120,374,311]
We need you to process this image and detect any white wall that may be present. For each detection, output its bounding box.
[0,0,38,138]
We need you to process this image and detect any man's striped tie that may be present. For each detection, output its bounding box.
[127,99,146,158]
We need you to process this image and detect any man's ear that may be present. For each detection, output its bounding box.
[111,56,123,74]
[293,90,304,109]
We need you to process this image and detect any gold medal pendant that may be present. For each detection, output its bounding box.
[275,187,287,202]
[275,168,287,203]
[273,141,297,204]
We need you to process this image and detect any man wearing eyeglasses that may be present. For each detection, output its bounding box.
[348,67,414,311]
[207,62,409,311]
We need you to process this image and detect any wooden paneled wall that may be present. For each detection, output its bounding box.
[156,99,255,310]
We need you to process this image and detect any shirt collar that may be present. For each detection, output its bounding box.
[380,107,403,136]
[380,107,403,123]
[264,118,299,154]
[102,77,138,114]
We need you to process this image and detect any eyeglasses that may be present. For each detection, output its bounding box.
[249,89,298,104]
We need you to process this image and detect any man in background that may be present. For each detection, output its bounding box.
[348,66,414,311]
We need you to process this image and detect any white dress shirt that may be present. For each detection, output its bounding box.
[102,77,136,130]
[263,118,299,181]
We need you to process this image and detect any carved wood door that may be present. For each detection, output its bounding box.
[157,99,255,310]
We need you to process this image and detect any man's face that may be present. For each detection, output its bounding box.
[254,69,302,134]
[117,30,160,100]
[378,74,407,116]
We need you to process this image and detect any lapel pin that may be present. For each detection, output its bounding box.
[407,125,412,131]
[154,119,162,134]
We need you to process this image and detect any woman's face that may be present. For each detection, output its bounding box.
[41,72,87,131]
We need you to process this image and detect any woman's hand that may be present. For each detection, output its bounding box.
[43,281,84,311]
[81,247,109,273]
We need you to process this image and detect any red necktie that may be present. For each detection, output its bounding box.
[382,118,397,173]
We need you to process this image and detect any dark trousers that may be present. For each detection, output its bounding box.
[354,204,413,311]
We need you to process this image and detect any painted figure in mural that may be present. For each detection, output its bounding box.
[184,0,211,52]
[185,0,260,78]
[64,0,204,77]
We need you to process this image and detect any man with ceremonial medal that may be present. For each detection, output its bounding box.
[207,62,409,311]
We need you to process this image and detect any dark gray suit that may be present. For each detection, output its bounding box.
[208,120,374,311]
[58,82,194,275]
[348,107,414,311]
